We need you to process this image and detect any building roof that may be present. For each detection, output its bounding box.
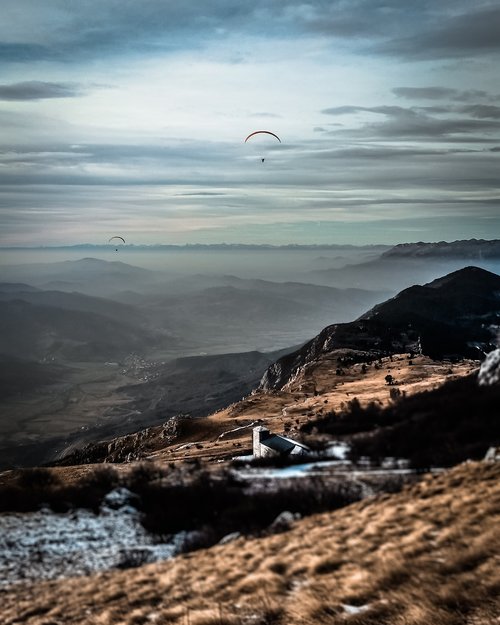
[261,434,309,454]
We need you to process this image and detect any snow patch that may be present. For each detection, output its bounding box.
[234,459,347,479]
[0,488,187,587]
[325,441,350,460]
[342,603,371,615]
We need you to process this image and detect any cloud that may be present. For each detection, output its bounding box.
[249,112,282,118]
[458,105,500,119]
[378,5,500,59]
[0,1,314,64]
[309,146,480,160]
[393,87,498,103]
[393,87,459,100]
[322,105,418,117]
[0,0,497,71]
[0,42,56,62]
[0,81,81,101]
[322,104,500,141]
[295,0,455,40]
[0,1,498,246]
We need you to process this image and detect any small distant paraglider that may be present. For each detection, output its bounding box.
[109,236,125,252]
[244,130,281,163]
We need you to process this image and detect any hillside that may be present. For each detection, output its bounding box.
[0,356,71,399]
[26,266,493,469]
[1,461,498,624]
[115,275,388,353]
[0,258,160,297]
[0,283,40,293]
[0,299,162,361]
[53,354,475,467]
[55,346,297,465]
[0,286,148,328]
[301,368,500,468]
[261,266,500,390]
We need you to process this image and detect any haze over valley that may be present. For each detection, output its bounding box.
[1,240,500,468]
[0,244,390,467]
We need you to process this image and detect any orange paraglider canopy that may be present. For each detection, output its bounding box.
[244,130,281,143]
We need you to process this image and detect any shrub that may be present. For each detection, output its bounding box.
[0,465,119,513]
[302,372,500,469]
[17,467,60,489]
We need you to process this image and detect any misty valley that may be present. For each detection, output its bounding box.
[2,242,500,469]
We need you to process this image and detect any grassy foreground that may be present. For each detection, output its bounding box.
[1,461,498,625]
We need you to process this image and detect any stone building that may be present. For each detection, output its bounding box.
[252,426,309,458]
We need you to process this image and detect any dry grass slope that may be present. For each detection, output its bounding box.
[1,461,499,625]
[148,354,477,464]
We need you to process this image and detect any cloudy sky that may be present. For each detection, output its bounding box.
[1,0,499,246]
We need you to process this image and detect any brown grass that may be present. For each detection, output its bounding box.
[145,354,477,465]
[0,355,476,487]
[0,461,499,624]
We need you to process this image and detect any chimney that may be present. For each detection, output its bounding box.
[253,426,270,457]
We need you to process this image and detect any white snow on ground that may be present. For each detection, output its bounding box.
[325,441,350,459]
[342,603,371,615]
[0,488,186,587]
[233,460,432,481]
[234,460,352,479]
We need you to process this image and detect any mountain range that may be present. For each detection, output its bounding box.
[41,264,499,469]
[311,239,500,291]
[2,256,499,468]
[382,238,500,259]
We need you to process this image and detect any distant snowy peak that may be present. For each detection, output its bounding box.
[382,239,500,259]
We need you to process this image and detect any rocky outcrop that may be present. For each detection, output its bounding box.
[55,416,186,465]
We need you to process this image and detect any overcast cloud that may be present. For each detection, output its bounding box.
[0,0,499,246]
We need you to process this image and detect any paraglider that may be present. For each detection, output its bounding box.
[109,236,125,252]
[244,130,281,143]
[244,130,281,163]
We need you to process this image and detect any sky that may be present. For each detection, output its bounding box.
[1,0,499,246]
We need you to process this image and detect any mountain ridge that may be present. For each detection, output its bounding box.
[261,266,500,390]
[382,238,500,259]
